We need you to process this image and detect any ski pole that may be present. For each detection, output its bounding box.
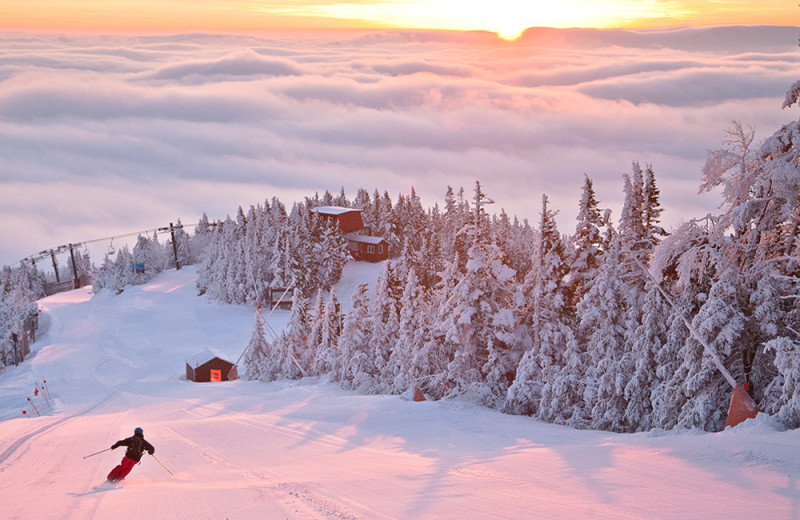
[83,448,112,459]
[151,454,174,477]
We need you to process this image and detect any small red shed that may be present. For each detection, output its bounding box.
[186,349,237,382]
[312,206,364,233]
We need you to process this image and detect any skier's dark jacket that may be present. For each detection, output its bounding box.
[111,431,154,462]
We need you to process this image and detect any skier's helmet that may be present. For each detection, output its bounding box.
[134,427,143,435]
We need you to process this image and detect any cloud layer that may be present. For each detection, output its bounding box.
[0,26,798,266]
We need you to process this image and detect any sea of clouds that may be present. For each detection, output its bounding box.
[0,26,798,265]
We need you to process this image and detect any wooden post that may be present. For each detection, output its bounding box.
[170,223,180,270]
[50,250,60,283]
[69,244,80,288]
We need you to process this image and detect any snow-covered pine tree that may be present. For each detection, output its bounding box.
[544,332,590,428]
[386,268,430,394]
[336,283,373,389]
[91,253,116,293]
[440,186,460,261]
[647,218,717,430]
[623,285,670,431]
[377,191,399,256]
[0,262,43,368]
[304,291,325,374]
[131,234,153,285]
[492,209,536,283]
[414,232,443,291]
[569,174,604,305]
[718,81,800,424]
[642,164,667,249]
[676,270,747,431]
[313,289,342,377]
[444,242,519,408]
[317,220,349,291]
[192,212,215,265]
[765,337,800,428]
[273,288,311,380]
[353,188,374,231]
[242,306,274,381]
[578,233,632,432]
[424,256,462,398]
[366,263,401,393]
[506,195,571,419]
[113,246,135,290]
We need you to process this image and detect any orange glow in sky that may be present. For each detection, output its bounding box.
[1,1,797,38]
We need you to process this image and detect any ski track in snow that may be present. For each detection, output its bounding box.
[164,422,373,520]
[1,265,800,519]
[0,370,145,466]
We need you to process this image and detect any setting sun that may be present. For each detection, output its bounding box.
[1,0,797,36]
[294,0,694,39]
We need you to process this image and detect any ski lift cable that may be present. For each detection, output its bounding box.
[19,223,192,265]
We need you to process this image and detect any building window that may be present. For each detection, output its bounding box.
[378,244,384,254]
[367,245,375,253]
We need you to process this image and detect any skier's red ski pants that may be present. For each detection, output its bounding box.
[107,456,137,481]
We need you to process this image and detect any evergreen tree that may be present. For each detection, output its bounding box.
[276,289,312,379]
[337,283,373,389]
[578,234,632,432]
[569,174,604,305]
[506,195,571,419]
[677,271,747,431]
[305,291,325,374]
[425,256,463,398]
[444,243,519,408]
[367,263,402,393]
[243,307,274,381]
[387,269,429,394]
[313,290,342,377]
[623,286,670,431]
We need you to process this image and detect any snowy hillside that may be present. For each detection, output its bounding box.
[1,265,799,519]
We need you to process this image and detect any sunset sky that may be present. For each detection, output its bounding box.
[0,3,798,267]
[2,1,798,39]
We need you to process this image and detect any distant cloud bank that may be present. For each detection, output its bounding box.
[0,26,798,265]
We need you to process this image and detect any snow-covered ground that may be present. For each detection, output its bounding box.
[1,264,799,519]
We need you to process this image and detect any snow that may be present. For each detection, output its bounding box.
[344,233,386,245]
[312,206,362,216]
[1,265,800,519]
[187,348,233,368]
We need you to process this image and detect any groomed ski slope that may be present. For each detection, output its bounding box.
[1,263,799,520]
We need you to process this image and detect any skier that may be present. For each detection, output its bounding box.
[106,427,155,482]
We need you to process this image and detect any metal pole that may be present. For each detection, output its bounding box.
[151,454,174,477]
[83,448,112,459]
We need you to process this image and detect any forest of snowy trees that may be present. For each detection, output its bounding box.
[3,78,799,433]
[0,263,44,367]
[234,94,800,433]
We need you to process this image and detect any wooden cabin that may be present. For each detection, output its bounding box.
[186,349,236,382]
[311,206,365,233]
[345,234,389,262]
[311,206,390,261]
